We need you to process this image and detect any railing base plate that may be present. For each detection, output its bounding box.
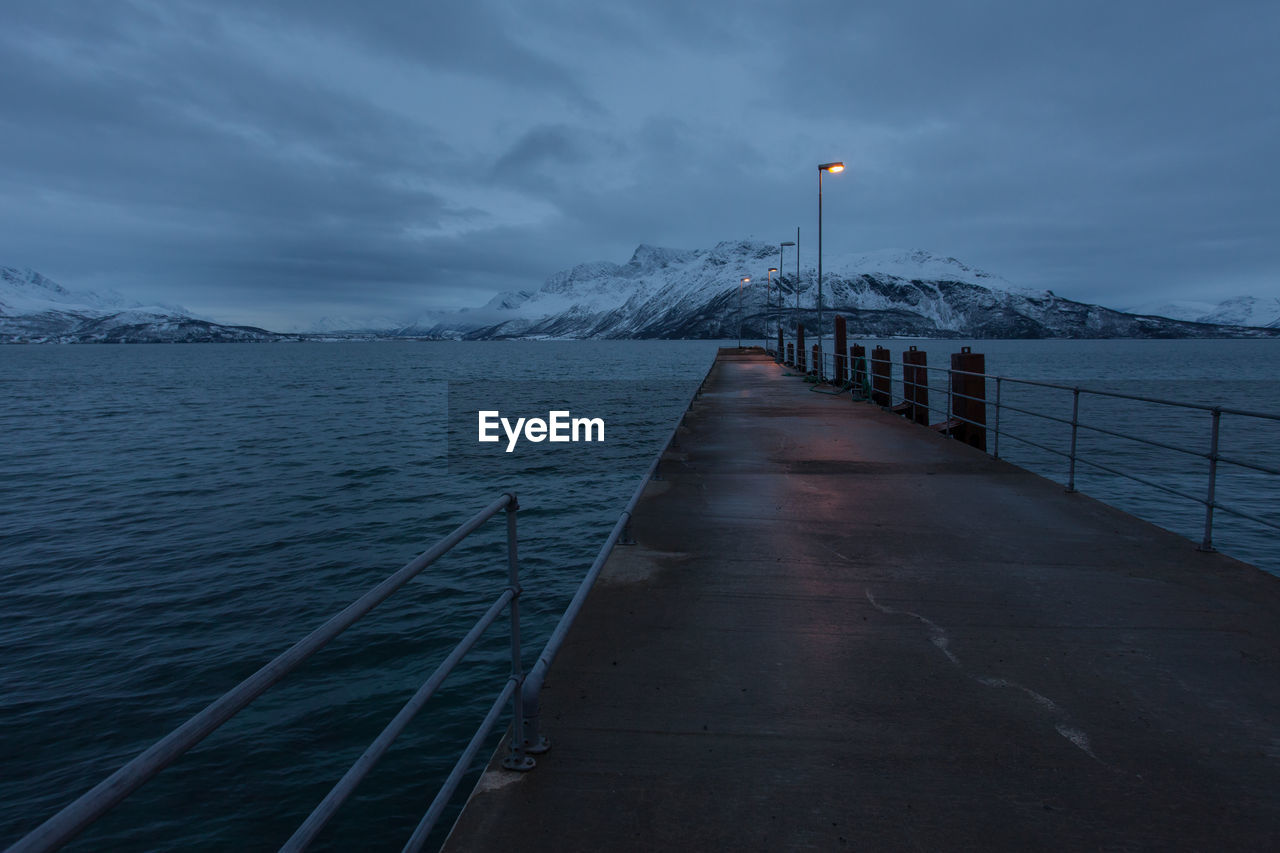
[523,735,551,755]
[501,754,537,772]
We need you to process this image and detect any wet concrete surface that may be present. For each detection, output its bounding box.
[443,349,1280,851]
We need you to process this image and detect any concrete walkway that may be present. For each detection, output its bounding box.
[444,349,1280,851]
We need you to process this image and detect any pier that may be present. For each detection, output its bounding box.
[444,348,1280,851]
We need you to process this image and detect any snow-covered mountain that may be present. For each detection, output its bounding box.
[1126,296,1280,329]
[404,241,1280,340]
[1,267,292,343]
[11,249,1276,343]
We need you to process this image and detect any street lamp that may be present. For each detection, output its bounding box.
[817,161,844,379]
[764,267,778,348]
[738,276,750,348]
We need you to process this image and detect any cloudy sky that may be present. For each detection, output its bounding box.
[2,0,1277,328]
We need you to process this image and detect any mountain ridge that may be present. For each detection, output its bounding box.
[0,266,292,343]
[403,241,1280,340]
[7,247,1279,342]
[1125,295,1280,329]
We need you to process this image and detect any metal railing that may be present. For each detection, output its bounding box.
[9,358,718,853]
[515,370,708,755]
[10,493,527,853]
[780,341,1280,556]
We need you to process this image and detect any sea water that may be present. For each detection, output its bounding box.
[1,338,1277,850]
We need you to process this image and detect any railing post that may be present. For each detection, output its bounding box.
[619,510,636,546]
[993,377,1002,459]
[797,324,806,373]
[947,367,953,423]
[502,496,535,771]
[1066,388,1080,493]
[833,315,847,386]
[850,344,867,398]
[1199,408,1221,552]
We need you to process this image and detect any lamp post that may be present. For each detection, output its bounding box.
[764,267,778,348]
[817,161,844,379]
[778,240,794,342]
[737,276,750,348]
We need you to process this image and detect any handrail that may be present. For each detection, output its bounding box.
[516,363,711,755]
[402,677,519,853]
[807,344,1280,423]
[790,339,1280,555]
[11,352,723,851]
[9,493,522,853]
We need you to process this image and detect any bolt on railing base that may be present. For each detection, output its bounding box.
[1196,544,1216,553]
[522,734,551,755]
[501,752,536,772]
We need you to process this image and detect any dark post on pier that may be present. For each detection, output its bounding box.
[796,324,805,372]
[870,345,892,405]
[443,349,1280,853]
[951,346,986,450]
[903,345,928,425]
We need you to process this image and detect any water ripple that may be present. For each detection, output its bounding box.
[0,340,715,851]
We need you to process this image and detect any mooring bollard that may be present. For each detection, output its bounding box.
[903,346,929,425]
[850,344,867,397]
[786,342,794,366]
[796,324,806,373]
[871,346,892,406]
[833,316,848,386]
[950,346,987,451]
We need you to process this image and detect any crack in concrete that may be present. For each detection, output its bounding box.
[865,589,1106,766]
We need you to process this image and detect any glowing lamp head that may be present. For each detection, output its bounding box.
[768,267,778,273]
[741,276,750,283]
[819,161,845,173]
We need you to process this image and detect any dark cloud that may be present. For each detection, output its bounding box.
[0,0,1276,327]
[204,0,603,112]
[746,0,1280,301]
